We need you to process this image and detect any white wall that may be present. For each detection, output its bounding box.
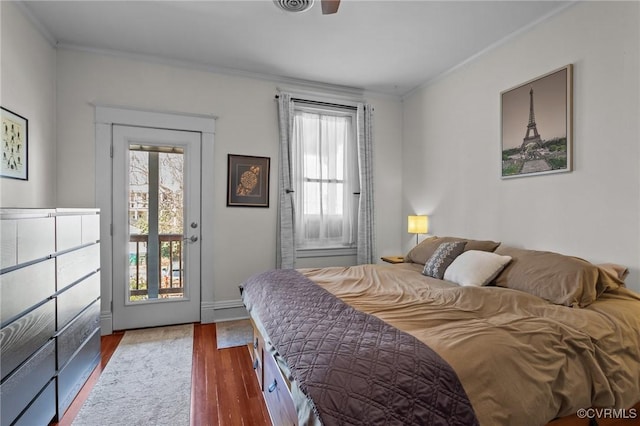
[402,2,640,291]
[55,48,403,323]
[0,2,56,207]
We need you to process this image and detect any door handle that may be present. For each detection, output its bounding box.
[183,235,198,243]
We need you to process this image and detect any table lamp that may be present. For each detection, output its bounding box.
[408,215,428,245]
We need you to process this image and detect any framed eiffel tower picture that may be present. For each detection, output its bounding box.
[501,64,573,178]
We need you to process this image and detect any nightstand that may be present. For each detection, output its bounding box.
[381,256,405,264]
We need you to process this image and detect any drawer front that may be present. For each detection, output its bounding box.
[57,328,101,417]
[57,272,100,330]
[57,300,101,369]
[1,219,17,269]
[0,299,55,380]
[57,244,100,291]
[81,214,101,244]
[1,259,55,325]
[13,379,56,426]
[263,352,297,426]
[17,217,55,265]
[56,215,82,252]
[0,339,56,426]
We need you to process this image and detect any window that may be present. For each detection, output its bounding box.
[291,104,359,254]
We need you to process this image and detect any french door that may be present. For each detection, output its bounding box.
[112,125,201,330]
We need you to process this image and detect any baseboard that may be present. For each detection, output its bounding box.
[102,301,246,332]
[100,311,113,335]
[201,299,248,323]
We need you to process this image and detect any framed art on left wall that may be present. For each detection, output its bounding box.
[1,107,28,180]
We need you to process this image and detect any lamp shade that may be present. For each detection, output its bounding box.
[408,215,429,234]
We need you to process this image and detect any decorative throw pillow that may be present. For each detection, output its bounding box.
[443,250,512,287]
[422,241,466,279]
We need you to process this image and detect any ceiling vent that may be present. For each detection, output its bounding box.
[273,0,314,13]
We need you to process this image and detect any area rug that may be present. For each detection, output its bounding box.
[72,324,193,426]
[216,319,253,349]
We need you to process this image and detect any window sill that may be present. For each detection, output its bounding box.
[296,247,357,258]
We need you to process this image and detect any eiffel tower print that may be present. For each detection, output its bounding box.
[501,65,572,178]
[521,87,542,149]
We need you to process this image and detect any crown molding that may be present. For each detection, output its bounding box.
[14,1,57,47]
[57,42,383,99]
[402,1,578,100]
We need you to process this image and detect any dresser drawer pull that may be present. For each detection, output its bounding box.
[268,379,278,393]
[253,359,259,370]
[254,338,258,349]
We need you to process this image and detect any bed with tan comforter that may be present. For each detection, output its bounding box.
[242,237,640,425]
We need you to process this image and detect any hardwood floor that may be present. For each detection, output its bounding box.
[53,323,271,426]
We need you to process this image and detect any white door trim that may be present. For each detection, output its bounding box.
[95,106,215,335]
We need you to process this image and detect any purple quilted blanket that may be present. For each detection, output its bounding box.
[241,269,478,426]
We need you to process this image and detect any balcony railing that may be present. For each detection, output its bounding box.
[129,233,184,299]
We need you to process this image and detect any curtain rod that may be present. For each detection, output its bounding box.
[274,95,358,111]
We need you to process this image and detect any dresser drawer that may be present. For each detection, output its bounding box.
[57,327,101,417]
[57,272,100,330]
[57,300,101,369]
[0,339,56,426]
[82,214,101,244]
[57,244,100,290]
[13,379,56,426]
[263,351,297,426]
[1,258,55,325]
[17,217,55,265]
[0,219,17,269]
[1,299,55,380]
[56,215,82,252]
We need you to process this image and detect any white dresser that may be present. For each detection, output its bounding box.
[0,208,101,425]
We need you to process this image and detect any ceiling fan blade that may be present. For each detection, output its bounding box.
[321,0,340,15]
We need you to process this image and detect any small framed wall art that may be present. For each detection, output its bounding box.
[501,64,573,179]
[227,154,270,207]
[1,107,28,180]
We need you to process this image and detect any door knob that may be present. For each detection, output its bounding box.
[183,235,198,243]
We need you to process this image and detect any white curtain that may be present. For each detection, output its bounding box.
[356,103,376,264]
[292,112,357,249]
[276,93,295,269]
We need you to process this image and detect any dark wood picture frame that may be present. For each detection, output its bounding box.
[227,154,270,207]
[501,64,573,179]
[1,107,28,180]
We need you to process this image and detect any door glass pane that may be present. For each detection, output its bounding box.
[128,145,185,303]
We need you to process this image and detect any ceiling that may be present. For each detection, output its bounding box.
[22,1,571,97]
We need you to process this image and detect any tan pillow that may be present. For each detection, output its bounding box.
[493,245,600,308]
[596,263,627,292]
[406,236,500,265]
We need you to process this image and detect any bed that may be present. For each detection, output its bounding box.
[241,237,640,425]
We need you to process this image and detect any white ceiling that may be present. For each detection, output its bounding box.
[22,0,571,96]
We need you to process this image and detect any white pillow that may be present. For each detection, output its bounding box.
[443,250,512,287]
